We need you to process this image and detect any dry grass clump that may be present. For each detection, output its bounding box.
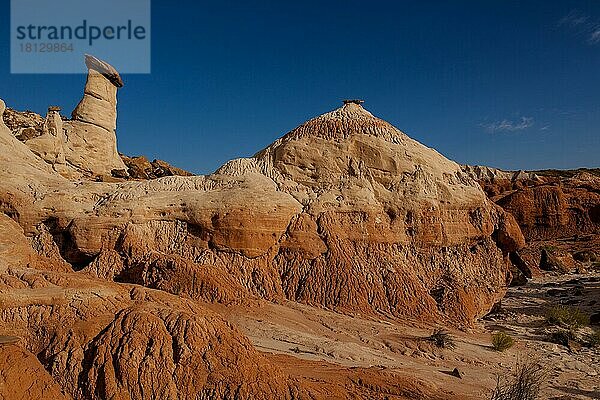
[490,358,548,400]
[491,332,515,352]
[545,305,589,329]
[427,328,456,349]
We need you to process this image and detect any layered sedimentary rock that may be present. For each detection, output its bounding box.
[4,107,193,181]
[18,107,67,167]
[464,166,600,241]
[0,211,447,400]
[1,73,527,397]
[1,95,524,325]
[0,214,295,399]
[214,101,524,323]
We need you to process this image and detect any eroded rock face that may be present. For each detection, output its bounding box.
[496,177,600,241]
[65,57,126,176]
[1,56,127,178]
[215,102,522,323]
[0,214,295,400]
[1,99,524,326]
[0,92,527,397]
[2,107,45,141]
[0,344,72,400]
[465,166,600,241]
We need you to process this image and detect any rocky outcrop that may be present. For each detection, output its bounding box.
[1,97,525,326]
[465,165,600,241]
[214,102,523,324]
[121,155,194,179]
[2,55,127,178]
[461,165,543,197]
[0,212,451,400]
[1,82,529,396]
[0,213,295,399]
[4,106,192,181]
[20,107,67,166]
[65,55,127,176]
[496,175,600,241]
[2,107,45,141]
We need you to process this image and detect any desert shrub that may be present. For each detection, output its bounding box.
[545,305,589,329]
[427,328,456,349]
[492,332,515,352]
[490,358,548,400]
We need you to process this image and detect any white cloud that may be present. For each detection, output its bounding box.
[481,117,534,133]
[559,10,600,45]
[560,10,589,27]
[590,29,600,44]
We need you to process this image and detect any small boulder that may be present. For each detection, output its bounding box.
[509,265,528,286]
[540,249,567,272]
[449,368,463,379]
[510,251,532,279]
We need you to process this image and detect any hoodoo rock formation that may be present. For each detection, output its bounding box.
[65,55,127,176]
[2,55,126,179]
[0,57,530,399]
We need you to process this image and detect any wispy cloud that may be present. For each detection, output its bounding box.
[560,10,589,27]
[559,10,600,44]
[590,28,600,44]
[481,117,535,133]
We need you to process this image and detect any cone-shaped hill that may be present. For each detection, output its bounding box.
[214,101,525,324]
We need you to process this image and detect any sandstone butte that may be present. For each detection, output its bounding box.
[0,56,531,399]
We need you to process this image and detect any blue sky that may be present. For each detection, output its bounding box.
[1,0,599,173]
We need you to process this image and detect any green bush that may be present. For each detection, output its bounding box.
[427,328,456,349]
[545,306,589,329]
[492,332,515,352]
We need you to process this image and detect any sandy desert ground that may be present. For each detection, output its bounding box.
[218,267,600,399]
